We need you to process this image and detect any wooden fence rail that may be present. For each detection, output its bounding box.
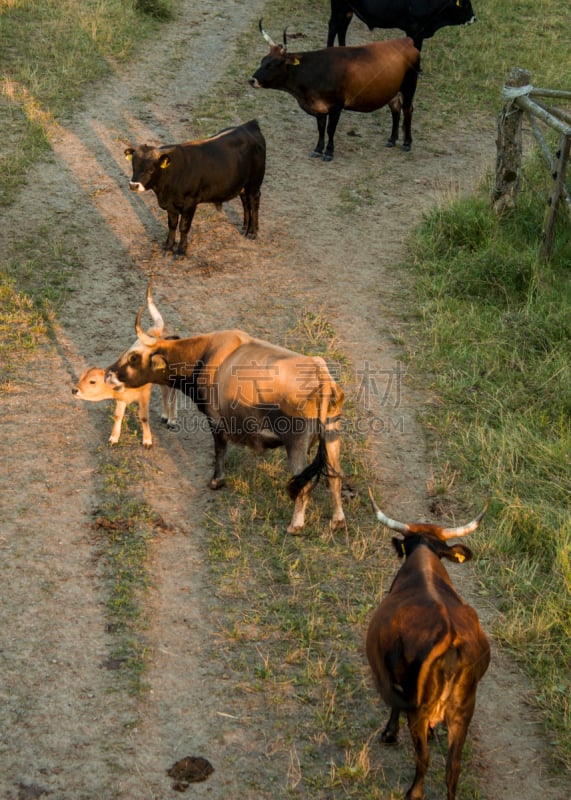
[493,67,571,260]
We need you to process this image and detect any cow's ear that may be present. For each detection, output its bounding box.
[159,155,171,170]
[151,354,168,373]
[445,544,473,564]
[125,148,134,161]
[391,536,406,559]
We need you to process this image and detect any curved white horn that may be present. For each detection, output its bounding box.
[368,487,410,534]
[146,279,164,333]
[135,306,157,346]
[438,502,489,540]
[259,18,276,47]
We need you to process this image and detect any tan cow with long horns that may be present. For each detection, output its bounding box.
[104,290,345,533]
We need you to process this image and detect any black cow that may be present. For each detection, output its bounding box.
[327,0,476,49]
[124,119,266,255]
[249,23,420,160]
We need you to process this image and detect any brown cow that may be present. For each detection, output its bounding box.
[367,489,490,800]
[104,298,345,534]
[249,22,420,159]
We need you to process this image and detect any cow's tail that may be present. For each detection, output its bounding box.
[287,359,343,501]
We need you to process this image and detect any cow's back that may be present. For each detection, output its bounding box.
[157,121,266,204]
[343,40,420,111]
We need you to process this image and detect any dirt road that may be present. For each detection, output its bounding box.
[0,2,565,798]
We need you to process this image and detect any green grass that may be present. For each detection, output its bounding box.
[0,0,169,205]
[405,163,571,768]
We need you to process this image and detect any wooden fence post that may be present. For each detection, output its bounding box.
[540,133,571,260]
[493,67,532,213]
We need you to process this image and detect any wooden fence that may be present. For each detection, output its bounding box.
[493,67,571,260]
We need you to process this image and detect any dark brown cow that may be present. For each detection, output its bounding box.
[125,119,266,255]
[105,299,345,534]
[367,489,490,800]
[249,22,420,160]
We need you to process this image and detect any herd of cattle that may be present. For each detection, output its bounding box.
[73,3,490,798]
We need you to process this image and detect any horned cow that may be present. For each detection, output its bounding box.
[367,490,490,800]
[249,22,420,160]
[125,119,266,255]
[72,283,177,448]
[104,295,345,534]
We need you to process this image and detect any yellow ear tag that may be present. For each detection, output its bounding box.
[160,158,169,169]
[125,153,132,161]
[292,57,300,66]
[456,0,461,6]
[455,552,466,563]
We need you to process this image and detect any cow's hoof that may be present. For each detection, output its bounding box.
[330,516,346,530]
[143,443,153,450]
[209,478,226,490]
[322,153,334,162]
[402,143,412,152]
[310,149,323,159]
[286,525,307,536]
[166,422,179,431]
[385,139,396,148]
[380,730,398,745]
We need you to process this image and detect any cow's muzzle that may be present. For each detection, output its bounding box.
[129,181,146,192]
[248,77,261,89]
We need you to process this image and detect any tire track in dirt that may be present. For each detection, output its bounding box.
[0,1,566,798]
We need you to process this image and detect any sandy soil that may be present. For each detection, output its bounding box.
[0,1,567,798]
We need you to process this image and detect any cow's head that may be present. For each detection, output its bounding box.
[369,488,488,564]
[105,284,169,390]
[124,144,173,192]
[248,20,300,89]
[415,0,476,39]
[72,367,112,401]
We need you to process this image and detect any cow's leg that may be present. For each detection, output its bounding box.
[311,114,327,158]
[164,209,179,251]
[406,713,430,800]
[400,64,420,152]
[160,384,178,429]
[326,5,353,47]
[285,440,311,534]
[177,204,197,255]
[381,707,400,743]
[444,691,476,800]
[110,399,127,444]
[239,189,251,236]
[323,108,342,162]
[245,187,261,238]
[325,416,345,528]
[136,385,153,448]
[208,424,228,489]
[386,95,402,148]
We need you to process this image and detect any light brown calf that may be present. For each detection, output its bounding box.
[72,367,176,448]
